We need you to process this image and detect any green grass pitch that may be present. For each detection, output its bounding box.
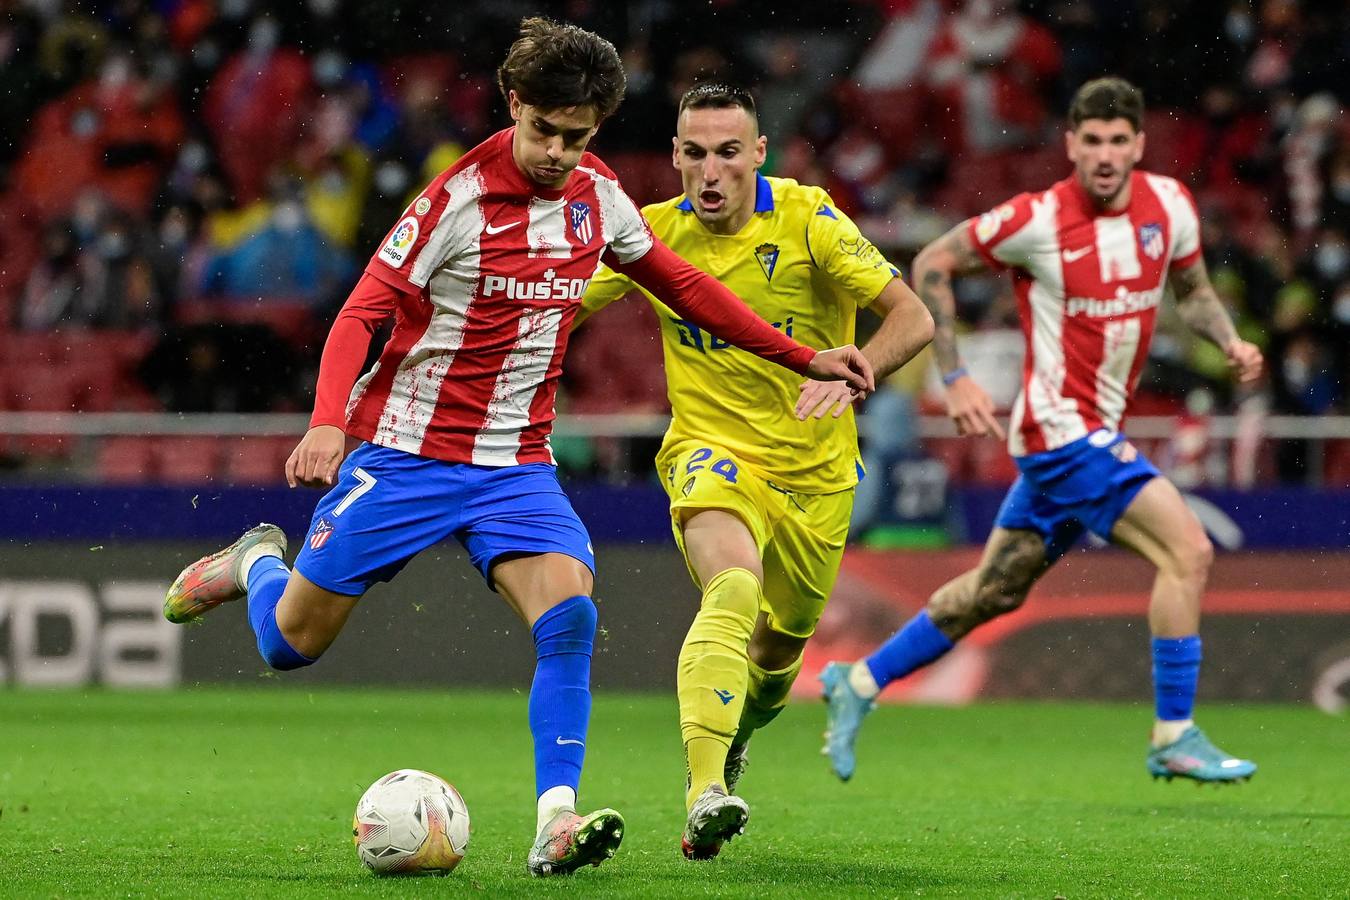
[1,689,1346,898]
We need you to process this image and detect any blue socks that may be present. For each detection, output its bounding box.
[1152,635,1201,721]
[245,556,314,671]
[865,611,955,690]
[528,595,597,799]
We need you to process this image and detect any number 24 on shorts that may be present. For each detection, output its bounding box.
[686,448,739,483]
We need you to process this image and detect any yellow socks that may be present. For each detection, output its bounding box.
[733,654,802,747]
[677,567,761,810]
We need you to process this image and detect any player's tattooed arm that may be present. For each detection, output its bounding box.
[1170,257,1264,383]
[1170,256,1239,347]
[910,222,988,377]
[912,223,1004,439]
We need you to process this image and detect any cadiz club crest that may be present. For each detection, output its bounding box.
[570,201,594,245]
[754,242,780,281]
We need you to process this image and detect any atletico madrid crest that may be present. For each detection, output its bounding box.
[1139,222,1164,261]
[309,518,334,550]
[569,201,594,245]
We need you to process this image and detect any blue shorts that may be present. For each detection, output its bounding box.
[293,443,595,596]
[995,429,1160,563]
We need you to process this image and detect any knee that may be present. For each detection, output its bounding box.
[971,561,1038,621]
[259,643,313,671]
[701,567,761,621]
[1171,531,1214,582]
[256,625,317,671]
[533,594,597,648]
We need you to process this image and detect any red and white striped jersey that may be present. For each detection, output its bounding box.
[967,170,1202,456]
[350,128,654,466]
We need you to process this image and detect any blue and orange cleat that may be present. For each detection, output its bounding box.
[163,523,287,624]
[1147,726,1257,784]
[526,807,624,876]
[819,661,876,782]
[681,786,749,860]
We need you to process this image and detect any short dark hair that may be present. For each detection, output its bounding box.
[1069,77,1145,131]
[496,17,626,120]
[678,82,758,124]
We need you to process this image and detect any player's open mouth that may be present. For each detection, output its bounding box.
[699,190,724,212]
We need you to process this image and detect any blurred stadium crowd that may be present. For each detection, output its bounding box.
[0,0,1347,484]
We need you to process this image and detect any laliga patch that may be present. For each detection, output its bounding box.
[414,197,432,216]
[379,216,419,268]
[975,203,1014,244]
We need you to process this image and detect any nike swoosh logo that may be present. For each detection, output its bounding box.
[555,736,584,746]
[1061,246,1092,262]
[485,221,521,235]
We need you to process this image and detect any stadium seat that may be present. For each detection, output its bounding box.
[853,87,927,162]
[153,436,221,484]
[221,436,292,485]
[601,152,682,207]
[96,436,158,483]
[1142,108,1206,181]
[1323,440,1350,489]
[923,437,970,481]
[2,331,68,368]
[967,437,1019,485]
[8,365,83,412]
[174,298,320,348]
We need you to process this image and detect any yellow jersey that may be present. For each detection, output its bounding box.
[580,174,898,493]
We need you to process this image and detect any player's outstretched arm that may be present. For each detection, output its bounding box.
[1168,257,1263,383]
[796,279,934,420]
[616,239,873,392]
[913,223,1004,440]
[291,272,401,487]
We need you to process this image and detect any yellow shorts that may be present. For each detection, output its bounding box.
[657,439,852,639]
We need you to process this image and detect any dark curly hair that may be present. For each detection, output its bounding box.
[496,17,626,120]
[1069,77,1145,131]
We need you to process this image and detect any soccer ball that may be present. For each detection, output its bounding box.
[353,769,470,875]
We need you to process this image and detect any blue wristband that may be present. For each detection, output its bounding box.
[941,367,968,387]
